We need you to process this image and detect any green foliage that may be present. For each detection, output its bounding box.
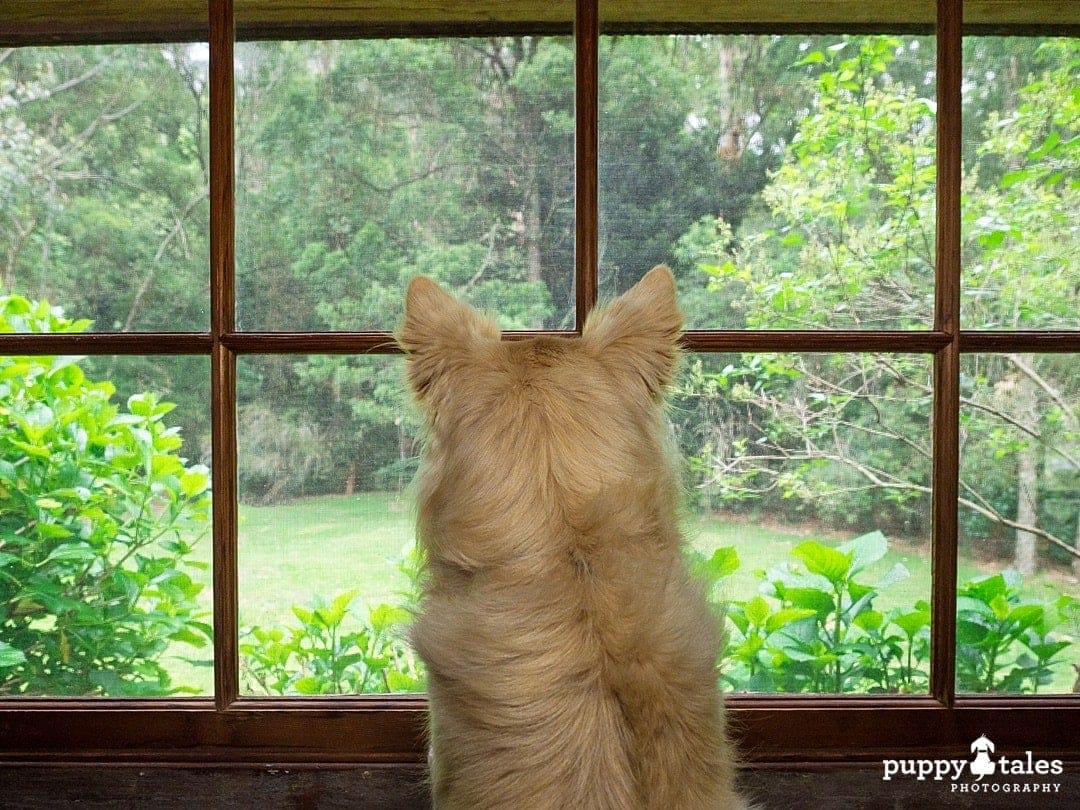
[956,570,1076,693]
[963,39,1079,330]
[240,590,424,695]
[698,532,1072,694]
[240,543,425,695]
[240,531,1072,696]
[717,531,931,693]
[0,295,211,695]
[685,37,1078,564]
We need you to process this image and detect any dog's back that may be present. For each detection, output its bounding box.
[400,267,746,809]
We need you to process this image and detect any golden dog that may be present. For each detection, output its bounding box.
[399,266,747,809]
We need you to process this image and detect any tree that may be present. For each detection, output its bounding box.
[685,38,1078,572]
[1,44,211,449]
[232,38,576,499]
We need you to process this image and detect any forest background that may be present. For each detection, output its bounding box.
[1,34,1076,695]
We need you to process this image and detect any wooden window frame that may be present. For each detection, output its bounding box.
[1,0,1078,766]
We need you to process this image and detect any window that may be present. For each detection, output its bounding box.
[1,0,1077,766]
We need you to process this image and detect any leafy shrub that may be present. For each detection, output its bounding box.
[698,531,931,694]
[695,531,1073,694]
[240,543,425,695]
[0,295,211,695]
[956,570,1076,693]
[238,529,1073,697]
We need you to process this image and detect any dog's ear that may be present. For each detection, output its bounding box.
[398,275,499,402]
[583,265,682,398]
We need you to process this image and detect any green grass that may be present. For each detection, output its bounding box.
[237,492,415,626]
[167,493,1079,695]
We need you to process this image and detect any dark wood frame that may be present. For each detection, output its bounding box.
[1,0,1078,766]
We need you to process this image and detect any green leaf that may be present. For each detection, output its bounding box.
[703,546,740,580]
[324,589,360,627]
[744,596,771,627]
[0,640,27,668]
[989,594,1011,621]
[784,586,836,619]
[792,541,852,586]
[839,531,887,575]
[793,50,826,67]
[150,453,184,477]
[962,573,1008,605]
[370,602,411,633]
[765,608,819,634]
[1000,169,1031,188]
[293,676,326,695]
[892,609,930,638]
[1028,130,1060,161]
[44,543,97,564]
[1026,640,1070,661]
[853,609,884,632]
[1006,604,1043,634]
[386,671,425,692]
[291,605,314,626]
[180,469,210,497]
[957,619,991,646]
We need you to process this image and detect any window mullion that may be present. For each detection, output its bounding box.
[209,0,240,710]
[930,0,963,707]
[574,0,599,327]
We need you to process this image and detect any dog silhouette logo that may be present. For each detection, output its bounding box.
[970,735,996,780]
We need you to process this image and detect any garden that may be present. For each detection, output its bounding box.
[1,34,1076,697]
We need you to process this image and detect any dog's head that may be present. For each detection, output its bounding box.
[399,266,681,415]
[398,267,682,545]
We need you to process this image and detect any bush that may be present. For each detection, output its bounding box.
[956,570,1076,693]
[696,531,931,694]
[0,295,211,695]
[240,542,425,695]
[241,530,1075,696]
[694,531,1074,694]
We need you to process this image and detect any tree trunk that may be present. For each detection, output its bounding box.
[1014,439,1039,574]
[1013,365,1040,574]
[1074,511,1080,577]
[524,149,543,285]
[715,40,743,161]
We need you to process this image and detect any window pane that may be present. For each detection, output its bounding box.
[237,354,421,695]
[0,350,212,697]
[678,353,933,693]
[235,37,576,333]
[0,45,210,332]
[598,34,936,330]
[235,349,935,697]
[961,37,1079,330]
[957,354,1079,693]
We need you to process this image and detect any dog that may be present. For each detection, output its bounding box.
[399,266,748,809]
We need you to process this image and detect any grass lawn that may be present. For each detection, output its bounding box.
[168,492,1079,695]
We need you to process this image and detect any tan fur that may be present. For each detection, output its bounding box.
[399,266,749,810]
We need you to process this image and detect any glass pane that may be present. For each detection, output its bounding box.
[235,37,576,332]
[0,45,210,332]
[237,354,421,695]
[961,37,1079,330]
[0,350,212,697]
[598,34,936,329]
[235,349,934,696]
[957,354,1079,693]
[678,353,933,693]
